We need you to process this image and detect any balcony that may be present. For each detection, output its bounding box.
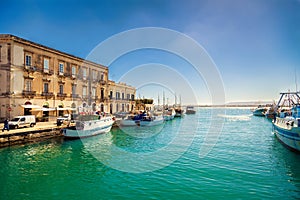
[24,65,36,72]
[41,92,54,98]
[100,97,109,102]
[57,93,67,98]
[99,80,106,85]
[42,69,53,75]
[22,90,36,97]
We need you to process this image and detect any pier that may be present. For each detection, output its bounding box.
[0,122,68,148]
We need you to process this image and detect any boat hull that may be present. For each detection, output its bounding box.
[63,117,114,139]
[186,110,196,114]
[140,116,164,126]
[252,108,266,116]
[119,120,140,126]
[273,123,300,152]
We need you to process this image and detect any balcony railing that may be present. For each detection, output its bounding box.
[99,80,106,85]
[41,92,54,98]
[22,90,36,97]
[57,93,67,98]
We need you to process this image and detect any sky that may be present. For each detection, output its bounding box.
[1,0,300,105]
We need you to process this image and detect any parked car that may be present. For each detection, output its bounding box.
[8,115,36,129]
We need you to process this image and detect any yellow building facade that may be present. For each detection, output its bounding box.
[0,34,135,121]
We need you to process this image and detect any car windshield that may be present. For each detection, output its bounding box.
[10,118,20,122]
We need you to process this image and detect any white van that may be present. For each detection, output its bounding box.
[8,115,36,129]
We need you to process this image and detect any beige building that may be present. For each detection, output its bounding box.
[0,34,135,121]
[108,80,135,114]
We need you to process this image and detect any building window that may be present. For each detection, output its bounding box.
[92,87,96,98]
[131,94,135,101]
[43,83,49,93]
[122,93,124,100]
[59,63,64,74]
[93,70,97,80]
[116,92,120,100]
[72,85,76,94]
[110,91,113,99]
[82,86,87,97]
[127,94,130,100]
[59,84,64,94]
[25,55,32,66]
[100,72,104,80]
[82,68,87,80]
[25,80,32,91]
[44,58,49,72]
[72,66,76,76]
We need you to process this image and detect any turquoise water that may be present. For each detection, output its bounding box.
[1,108,300,199]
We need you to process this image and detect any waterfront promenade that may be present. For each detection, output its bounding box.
[0,121,67,148]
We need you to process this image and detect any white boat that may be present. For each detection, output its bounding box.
[186,106,196,114]
[140,115,164,126]
[272,92,300,152]
[118,112,146,126]
[252,106,267,116]
[63,115,114,139]
[163,108,176,121]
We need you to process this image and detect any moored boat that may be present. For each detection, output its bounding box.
[63,114,114,139]
[118,112,146,126]
[186,106,196,114]
[252,106,267,116]
[163,108,176,121]
[140,115,164,126]
[174,108,184,117]
[272,92,300,152]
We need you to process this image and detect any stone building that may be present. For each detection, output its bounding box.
[0,34,135,121]
[108,80,135,114]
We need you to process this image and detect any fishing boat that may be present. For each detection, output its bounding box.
[252,105,267,116]
[186,106,196,114]
[272,92,300,152]
[63,114,114,139]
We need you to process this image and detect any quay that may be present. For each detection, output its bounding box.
[0,122,69,148]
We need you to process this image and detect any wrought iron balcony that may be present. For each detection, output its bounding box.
[57,93,67,98]
[99,80,106,85]
[22,90,36,97]
[41,92,54,98]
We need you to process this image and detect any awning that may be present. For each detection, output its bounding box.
[57,107,77,111]
[32,107,56,112]
[21,105,42,109]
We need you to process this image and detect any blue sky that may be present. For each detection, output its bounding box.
[1,0,300,104]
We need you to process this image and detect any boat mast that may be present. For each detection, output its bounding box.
[295,68,298,93]
[163,91,165,110]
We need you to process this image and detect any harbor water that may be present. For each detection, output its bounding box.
[1,108,300,199]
